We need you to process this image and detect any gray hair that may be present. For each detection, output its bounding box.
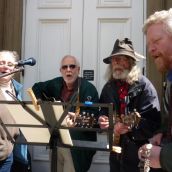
[104,58,141,85]
[143,8,172,35]
[0,50,19,61]
[60,55,80,67]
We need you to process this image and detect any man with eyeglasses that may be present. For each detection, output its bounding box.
[0,50,31,172]
[32,55,99,172]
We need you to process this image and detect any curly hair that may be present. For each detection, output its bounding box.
[143,8,172,36]
[0,50,19,62]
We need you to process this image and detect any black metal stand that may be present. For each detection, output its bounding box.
[49,91,78,172]
[0,99,114,172]
[49,130,59,172]
[0,67,24,78]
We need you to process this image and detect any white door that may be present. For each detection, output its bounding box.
[22,0,145,98]
[22,0,84,99]
[82,0,145,93]
[22,0,146,172]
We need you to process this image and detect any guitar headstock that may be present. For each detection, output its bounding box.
[120,110,141,129]
[74,112,97,128]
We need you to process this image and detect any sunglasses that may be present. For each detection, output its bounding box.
[61,64,77,70]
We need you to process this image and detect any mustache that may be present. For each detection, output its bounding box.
[112,68,130,80]
[112,65,124,70]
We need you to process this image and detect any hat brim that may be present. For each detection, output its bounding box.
[103,52,139,64]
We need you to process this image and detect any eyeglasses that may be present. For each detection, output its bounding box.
[61,64,77,70]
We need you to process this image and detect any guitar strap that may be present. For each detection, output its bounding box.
[75,78,81,115]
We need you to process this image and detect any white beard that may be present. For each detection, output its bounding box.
[112,69,130,80]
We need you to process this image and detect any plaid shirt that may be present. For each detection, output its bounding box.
[116,80,129,114]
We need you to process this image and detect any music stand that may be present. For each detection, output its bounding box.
[0,100,115,172]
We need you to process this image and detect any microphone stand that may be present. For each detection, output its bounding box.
[0,67,24,78]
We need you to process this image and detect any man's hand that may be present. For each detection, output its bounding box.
[114,122,130,135]
[138,144,161,168]
[66,112,76,127]
[98,115,109,129]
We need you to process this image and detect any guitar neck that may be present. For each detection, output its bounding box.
[112,110,141,152]
[74,111,97,128]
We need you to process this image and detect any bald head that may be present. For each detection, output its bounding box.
[60,55,80,67]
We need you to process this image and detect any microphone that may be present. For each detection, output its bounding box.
[15,57,36,67]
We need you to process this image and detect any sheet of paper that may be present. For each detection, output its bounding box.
[4,102,73,145]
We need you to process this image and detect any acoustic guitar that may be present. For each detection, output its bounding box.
[112,109,141,153]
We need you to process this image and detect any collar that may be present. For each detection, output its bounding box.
[167,70,172,83]
[62,77,79,91]
[114,79,129,86]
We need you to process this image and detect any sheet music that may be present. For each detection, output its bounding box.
[3,102,73,145]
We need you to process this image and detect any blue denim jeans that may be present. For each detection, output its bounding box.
[0,153,13,172]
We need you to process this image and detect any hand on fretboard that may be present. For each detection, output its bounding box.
[113,110,141,150]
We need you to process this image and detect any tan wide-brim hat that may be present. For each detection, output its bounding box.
[103,38,144,64]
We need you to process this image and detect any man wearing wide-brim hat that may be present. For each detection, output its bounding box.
[103,38,144,64]
[98,38,163,172]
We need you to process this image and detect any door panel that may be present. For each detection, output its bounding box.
[83,0,145,93]
[22,0,145,171]
[23,0,145,98]
[22,0,83,99]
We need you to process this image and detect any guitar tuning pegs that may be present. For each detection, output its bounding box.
[86,112,90,117]
[74,111,96,128]
[91,113,94,117]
